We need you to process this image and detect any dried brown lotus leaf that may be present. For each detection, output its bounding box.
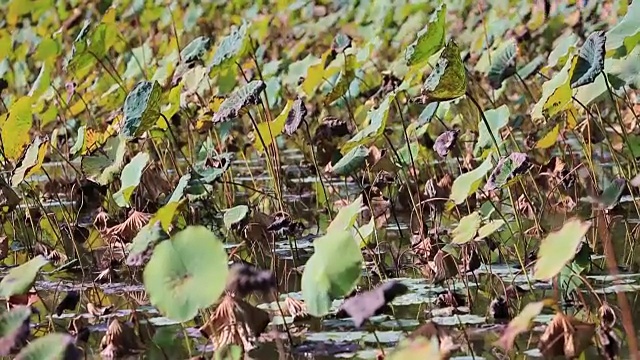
[537,312,595,358]
[199,295,270,352]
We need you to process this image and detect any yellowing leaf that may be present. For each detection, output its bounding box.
[534,218,592,281]
[301,49,333,97]
[11,136,48,186]
[543,56,577,118]
[253,100,292,153]
[1,96,33,161]
[536,124,560,149]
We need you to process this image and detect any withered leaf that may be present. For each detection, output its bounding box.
[338,281,408,327]
[433,130,459,158]
[484,152,531,192]
[213,80,265,123]
[284,97,307,136]
[284,297,310,321]
[225,262,276,298]
[55,291,80,316]
[537,312,595,358]
[489,296,511,321]
[199,295,270,352]
[434,290,465,308]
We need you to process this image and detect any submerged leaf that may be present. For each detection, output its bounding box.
[213,80,265,123]
[339,281,408,327]
[405,4,447,67]
[143,226,229,322]
[121,81,163,138]
[301,230,363,316]
[420,40,466,102]
[570,31,606,89]
[534,219,592,281]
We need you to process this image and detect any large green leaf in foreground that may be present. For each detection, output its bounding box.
[0,307,31,356]
[0,255,48,298]
[302,230,363,316]
[144,226,229,322]
[534,219,592,281]
[15,333,79,360]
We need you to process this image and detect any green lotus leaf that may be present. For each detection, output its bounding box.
[143,226,229,322]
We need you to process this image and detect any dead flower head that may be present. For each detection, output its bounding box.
[102,210,151,243]
[199,294,270,352]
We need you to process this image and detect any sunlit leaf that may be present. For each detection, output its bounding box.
[477,219,505,240]
[213,80,265,123]
[253,100,291,153]
[343,93,394,154]
[450,155,494,204]
[302,230,363,316]
[419,40,466,103]
[0,96,33,161]
[405,4,446,67]
[10,136,48,187]
[327,196,364,234]
[113,152,150,207]
[121,81,163,138]
[495,299,555,351]
[536,124,560,149]
[570,31,606,89]
[150,174,191,231]
[606,0,640,54]
[0,256,48,298]
[534,219,592,281]
[144,226,228,322]
[181,36,211,63]
[324,54,357,106]
[451,212,482,244]
[532,57,573,120]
